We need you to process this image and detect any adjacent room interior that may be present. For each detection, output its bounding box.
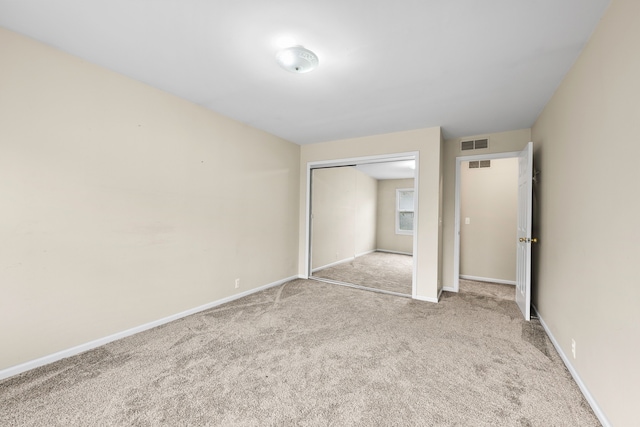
[458,156,518,301]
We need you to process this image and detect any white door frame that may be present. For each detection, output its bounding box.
[450,150,520,293]
[304,151,420,299]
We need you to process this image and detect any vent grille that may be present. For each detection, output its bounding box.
[461,140,475,151]
[468,160,491,169]
[475,139,489,149]
[460,138,489,151]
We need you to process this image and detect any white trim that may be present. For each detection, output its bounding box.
[442,286,456,292]
[0,275,298,381]
[414,282,441,303]
[311,256,355,273]
[308,152,418,169]
[533,306,611,427]
[304,164,312,280]
[355,249,377,258]
[459,275,516,286]
[411,152,420,299]
[453,150,521,293]
[305,151,420,300]
[376,249,413,256]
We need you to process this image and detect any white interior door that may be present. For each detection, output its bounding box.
[516,142,533,320]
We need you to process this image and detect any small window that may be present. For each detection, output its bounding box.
[396,188,414,235]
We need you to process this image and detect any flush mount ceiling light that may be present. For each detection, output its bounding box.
[276,46,319,73]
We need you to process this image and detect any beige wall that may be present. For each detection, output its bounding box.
[376,179,414,254]
[355,170,378,256]
[310,167,377,270]
[300,128,443,300]
[442,129,530,288]
[0,28,300,371]
[460,158,517,282]
[531,0,640,424]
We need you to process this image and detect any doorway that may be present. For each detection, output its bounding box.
[453,150,521,292]
[452,143,534,320]
[304,153,419,298]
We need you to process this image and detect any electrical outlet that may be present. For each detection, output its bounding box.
[235,278,240,289]
[571,339,576,359]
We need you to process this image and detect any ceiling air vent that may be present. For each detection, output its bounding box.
[475,139,489,149]
[469,160,491,169]
[461,140,475,151]
[460,138,489,151]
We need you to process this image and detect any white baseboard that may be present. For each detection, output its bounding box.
[0,275,298,381]
[460,275,515,286]
[311,256,355,273]
[376,249,413,256]
[355,249,376,258]
[413,293,440,303]
[533,306,611,427]
[442,286,456,292]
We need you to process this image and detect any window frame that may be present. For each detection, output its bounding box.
[395,188,415,235]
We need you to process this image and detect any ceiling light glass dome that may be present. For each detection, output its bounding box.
[276,46,319,73]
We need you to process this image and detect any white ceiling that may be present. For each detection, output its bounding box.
[0,0,610,145]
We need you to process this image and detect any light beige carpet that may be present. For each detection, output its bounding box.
[0,279,599,426]
[459,279,516,301]
[312,251,412,295]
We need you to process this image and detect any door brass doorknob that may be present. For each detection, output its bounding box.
[519,237,539,243]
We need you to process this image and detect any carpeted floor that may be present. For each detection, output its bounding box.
[312,251,412,295]
[0,279,599,426]
[459,279,516,301]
